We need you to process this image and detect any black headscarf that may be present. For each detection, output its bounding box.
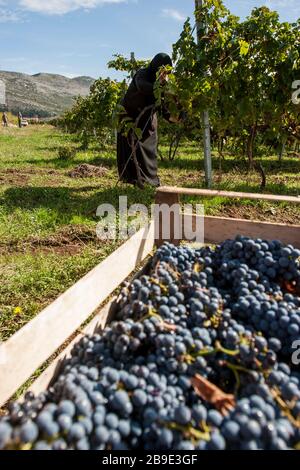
[148,53,173,83]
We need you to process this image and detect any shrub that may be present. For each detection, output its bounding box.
[58,146,76,161]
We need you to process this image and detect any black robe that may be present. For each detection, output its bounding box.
[117,53,172,187]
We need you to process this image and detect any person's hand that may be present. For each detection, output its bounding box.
[159,70,169,84]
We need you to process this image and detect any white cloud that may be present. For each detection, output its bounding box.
[19,0,127,15]
[0,8,22,22]
[61,72,83,78]
[162,8,186,22]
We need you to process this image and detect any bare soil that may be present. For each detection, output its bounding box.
[0,168,60,186]
[68,164,108,179]
[0,225,102,255]
[212,204,300,225]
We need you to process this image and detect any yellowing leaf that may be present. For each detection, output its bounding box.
[239,40,250,56]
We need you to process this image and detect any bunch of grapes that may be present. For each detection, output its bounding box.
[0,237,299,451]
[209,237,300,358]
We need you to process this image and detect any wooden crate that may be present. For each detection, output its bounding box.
[0,223,155,406]
[155,186,300,247]
[0,187,299,407]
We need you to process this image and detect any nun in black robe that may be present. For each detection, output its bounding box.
[117,53,173,188]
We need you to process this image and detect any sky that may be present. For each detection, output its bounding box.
[0,0,299,79]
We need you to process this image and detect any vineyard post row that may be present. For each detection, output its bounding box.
[195,0,213,189]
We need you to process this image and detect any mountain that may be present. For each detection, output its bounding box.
[0,71,95,117]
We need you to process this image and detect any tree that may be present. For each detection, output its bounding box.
[159,1,300,186]
[60,0,300,189]
[62,77,124,149]
[108,54,149,80]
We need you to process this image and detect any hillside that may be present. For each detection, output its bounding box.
[0,71,94,117]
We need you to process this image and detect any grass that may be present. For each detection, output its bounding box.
[0,124,299,341]
[0,247,109,339]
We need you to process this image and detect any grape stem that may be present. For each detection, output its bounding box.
[167,421,211,442]
[270,387,300,429]
[139,308,176,331]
